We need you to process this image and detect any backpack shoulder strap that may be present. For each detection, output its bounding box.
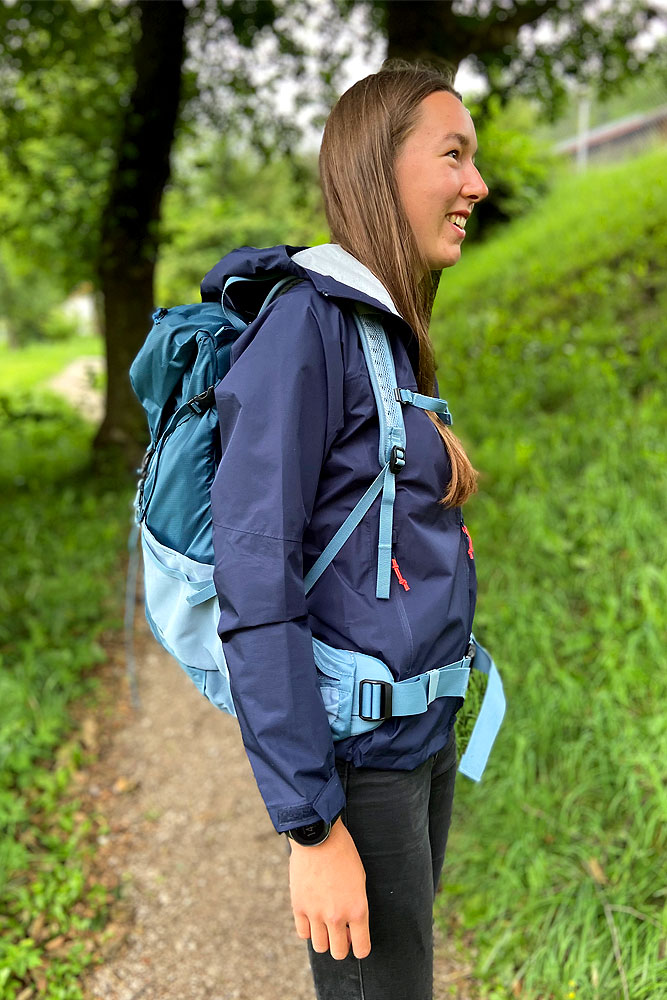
[352,308,406,599]
[221,274,302,333]
[304,307,404,600]
[303,306,456,601]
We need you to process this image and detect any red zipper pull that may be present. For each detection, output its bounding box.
[391,557,410,591]
[461,524,474,559]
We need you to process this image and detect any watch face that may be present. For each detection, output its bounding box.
[288,819,330,845]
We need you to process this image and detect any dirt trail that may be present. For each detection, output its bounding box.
[81,623,318,1000]
[48,356,105,424]
[81,619,472,1000]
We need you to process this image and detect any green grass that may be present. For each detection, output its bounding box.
[436,147,667,998]
[0,336,102,394]
[0,397,131,999]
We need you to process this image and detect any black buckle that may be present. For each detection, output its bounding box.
[187,385,216,415]
[137,444,154,480]
[389,445,406,473]
[359,679,393,722]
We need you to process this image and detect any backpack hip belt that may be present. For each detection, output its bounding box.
[312,633,504,782]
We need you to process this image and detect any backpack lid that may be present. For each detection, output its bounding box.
[130,302,226,440]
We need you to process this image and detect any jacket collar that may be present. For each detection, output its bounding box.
[290,245,400,318]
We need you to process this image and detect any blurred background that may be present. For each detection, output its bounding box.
[1,2,665,998]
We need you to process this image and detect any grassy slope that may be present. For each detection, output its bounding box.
[433,147,666,999]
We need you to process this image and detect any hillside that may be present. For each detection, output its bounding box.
[432,147,667,1000]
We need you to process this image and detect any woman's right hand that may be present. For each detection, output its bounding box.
[288,817,371,960]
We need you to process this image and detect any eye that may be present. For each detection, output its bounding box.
[445,149,460,161]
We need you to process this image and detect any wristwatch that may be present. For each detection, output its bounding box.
[285,818,333,847]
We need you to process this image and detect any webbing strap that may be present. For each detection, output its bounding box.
[304,464,388,595]
[396,388,453,425]
[458,636,506,782]
[221,274,298,333]
[305,309,457,600]
[391,656,472,715]
[221,275,254,334]
[376,462,397,598]
[353,312,405,466]
[354,636,505,781]
[257,276,302,315]
[353,310,406,599]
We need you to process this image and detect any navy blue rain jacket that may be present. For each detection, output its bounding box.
[203,244,477,833]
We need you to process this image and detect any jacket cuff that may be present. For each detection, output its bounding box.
[274,769,346,834]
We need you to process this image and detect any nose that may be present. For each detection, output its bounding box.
[462,163,488,204]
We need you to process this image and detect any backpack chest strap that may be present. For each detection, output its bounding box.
[395,387,453,425]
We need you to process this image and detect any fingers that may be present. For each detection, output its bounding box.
[293,911,311,941]
[293,915,370,962]
[348,914,371,960]
[309,920,331,955]
[326,920,351,961]
[305,919,347,960]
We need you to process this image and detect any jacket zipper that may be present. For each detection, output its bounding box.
[391,557,410,591]
[461,522,474,559]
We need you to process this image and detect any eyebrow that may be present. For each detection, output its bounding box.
[442,131,477,154]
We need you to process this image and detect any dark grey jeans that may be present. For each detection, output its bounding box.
[307,727,458,1000]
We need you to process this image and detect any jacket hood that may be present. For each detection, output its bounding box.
[200,243,401,319]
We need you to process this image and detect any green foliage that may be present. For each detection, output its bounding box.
[157,139,327,303]
[470,95,558,235]
[0,339,102,394]
[0,244,69,347]
[0,2,137,292]
[0,394,130,998]
[440,147,667,998]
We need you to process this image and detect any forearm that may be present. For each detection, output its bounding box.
[223,616,346,831]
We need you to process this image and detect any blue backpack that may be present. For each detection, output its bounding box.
[129,276,505,781]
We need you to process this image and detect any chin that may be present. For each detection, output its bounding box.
[430,249,462,270]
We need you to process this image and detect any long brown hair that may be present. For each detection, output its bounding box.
[319,60,477,507]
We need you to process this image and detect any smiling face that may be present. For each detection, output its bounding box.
[394,90,488,271]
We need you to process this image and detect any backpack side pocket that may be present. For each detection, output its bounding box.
[141,523,236,715]
[312,638,356,741]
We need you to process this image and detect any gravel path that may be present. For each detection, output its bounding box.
[81,620,473,1000]
[82,626,316,1000]
[48,356,105,424]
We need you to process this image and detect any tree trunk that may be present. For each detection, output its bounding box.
[94,0,187,472]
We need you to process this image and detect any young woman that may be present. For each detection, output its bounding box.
[204,60,489,1000]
